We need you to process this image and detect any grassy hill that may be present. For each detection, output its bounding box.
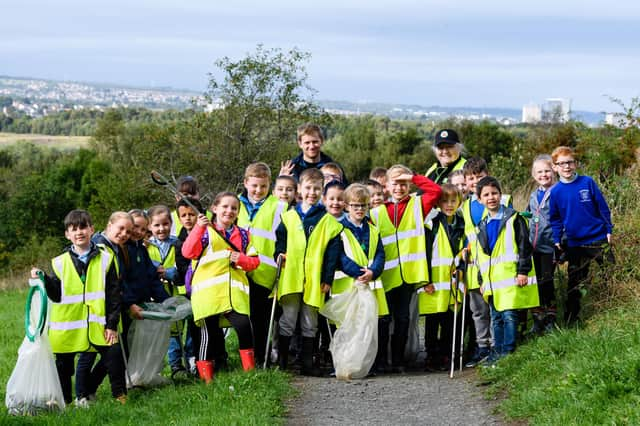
[0,132,89,149]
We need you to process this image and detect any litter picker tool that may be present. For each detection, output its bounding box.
[459,245,470,373]
[449,266,460,379]
[150,170,202,215]
[264,254,284,369]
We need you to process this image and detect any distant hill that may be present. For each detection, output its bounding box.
[1,75,604,125]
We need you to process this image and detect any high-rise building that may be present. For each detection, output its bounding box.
[522,103,542,123]
[543,98,572,122]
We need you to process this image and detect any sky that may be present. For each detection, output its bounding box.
[2,0,639,111]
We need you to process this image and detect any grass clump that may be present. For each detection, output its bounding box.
[0,288,295,425]
[481,306,640,425]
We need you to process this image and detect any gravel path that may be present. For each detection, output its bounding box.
[286,370,502,426]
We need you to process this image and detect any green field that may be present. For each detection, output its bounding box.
[0,287,293,425]
[0,132,89,149]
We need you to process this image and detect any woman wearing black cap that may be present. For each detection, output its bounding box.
[425,129,467,184]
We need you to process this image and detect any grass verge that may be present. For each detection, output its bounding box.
[0,132,89,149]
[479,304,640,425]
[0,288,294,425]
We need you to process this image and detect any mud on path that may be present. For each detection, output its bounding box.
[286,370,502,426]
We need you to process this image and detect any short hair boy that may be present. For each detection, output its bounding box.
[31,210,127,404]
[460,157,511,367]
[365,179,385,208]
[273,175,297,206]
[238,161,289,366]
[474,176,538,363]
[548,146,614,324]
[274,167,343,376]
[369,164,442,372]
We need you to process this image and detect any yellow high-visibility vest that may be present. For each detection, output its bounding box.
[190,227,252,323]
[278,211,343,309]
[148,241,185,296]
[425,157,467,184]
[370,196,429,291]
[332,225,389,316]
[238,195,288,290]
[49,248,113,353]
[461,195,512,291]
[477,215,539,311]
[418,219,464,315]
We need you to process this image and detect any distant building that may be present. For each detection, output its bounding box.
[522,103,542,123]
[543,98,572,122]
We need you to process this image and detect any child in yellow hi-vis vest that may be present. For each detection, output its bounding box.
[420,183,466,372]
[238,162,288,367]
[31,210,127,405]
[274,168,343,376]
[182,192,260,382]
[475,176,539,365]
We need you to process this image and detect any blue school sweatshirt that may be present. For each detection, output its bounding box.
[548,175,612,247]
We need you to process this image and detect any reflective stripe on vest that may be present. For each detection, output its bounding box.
[238,196,286,289]
[190,228,251,321]
[477,215,539,311]
[278,212,343,309]
[418,219,462,315]
[331,226,388,316]
[49,249,112,353]
[371,196,428,291]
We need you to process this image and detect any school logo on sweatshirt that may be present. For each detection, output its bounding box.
[579,189,591,203]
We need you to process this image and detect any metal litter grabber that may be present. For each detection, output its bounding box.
[264,255,284,369]
[151,170,203,215]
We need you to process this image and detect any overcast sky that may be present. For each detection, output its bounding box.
[2,0,639,111]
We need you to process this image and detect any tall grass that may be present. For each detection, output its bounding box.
[0,288,294,425]
[481,167,640,424]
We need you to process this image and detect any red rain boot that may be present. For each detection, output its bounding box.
[196,360,214,383]
[239,349,256,371]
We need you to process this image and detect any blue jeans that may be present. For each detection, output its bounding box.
[489,297,518,356]
[168,323,194,369]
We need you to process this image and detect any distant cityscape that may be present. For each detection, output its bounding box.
[0,75,611,126]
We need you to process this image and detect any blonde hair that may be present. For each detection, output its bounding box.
[551,146,575,163]
[108,211,133,226]
[344,183,370,204]
[244,162,271,180]
[531,154,553,172]
[387,164,412,180]
[299,168,324,185]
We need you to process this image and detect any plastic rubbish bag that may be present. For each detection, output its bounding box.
[320,283,378,380]
[6,279,65,415]
[126,297,192,387]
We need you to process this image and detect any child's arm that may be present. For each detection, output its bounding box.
[274,222,287,261]
[369,237,385,280]
[591,179,613,240]
[514,214,534,278]
[230,230,260,272]
[413,174,443,217]
[182,215,208,259]
[104,262,122,333]
[548,193,564,248]
[30,267,62,302]
[321,235,342,288]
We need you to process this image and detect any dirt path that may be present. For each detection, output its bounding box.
[286,370,502,426]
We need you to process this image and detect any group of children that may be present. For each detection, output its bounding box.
[30,122,614,406]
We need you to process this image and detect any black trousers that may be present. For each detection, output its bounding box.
[57,344,126,403]
[249,279,272,363]
[199,311,253,361]
[565,240,614,322]
[533,252,556,308]
[381,284,414,367]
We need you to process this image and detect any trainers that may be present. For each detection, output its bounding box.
[464,347,490,368]
[115,394,127,405]
[74,397,90,409]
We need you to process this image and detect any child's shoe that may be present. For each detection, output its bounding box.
[74,397,91,409]
[196,360,215,384]
[464,346,490,368]
[239,349,256,371]
[115,394,127,405]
